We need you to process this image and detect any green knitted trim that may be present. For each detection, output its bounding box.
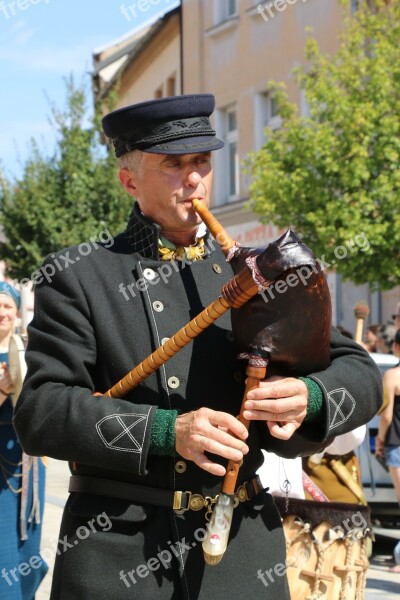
[299,377,324,422]
[149,409,179,456]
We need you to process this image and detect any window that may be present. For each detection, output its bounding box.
[213,106,240,204]
[254,92,282,150]
[154,86,163,99]
[226,0,238,18]
[213,0,238,25]
[166,74,176,97]
[226,109,239,197]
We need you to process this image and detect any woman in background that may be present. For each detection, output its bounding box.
[376,328,400,572]
[0,282,47,599]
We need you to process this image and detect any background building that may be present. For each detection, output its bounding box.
[93,6,181,111]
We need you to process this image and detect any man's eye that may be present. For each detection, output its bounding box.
[196,156,211,165]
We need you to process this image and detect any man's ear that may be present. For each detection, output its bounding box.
[119,168,139,197]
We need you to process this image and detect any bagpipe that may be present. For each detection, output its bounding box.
[99,199,332,565]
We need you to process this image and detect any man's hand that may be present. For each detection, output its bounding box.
[242,375,308,440]
[175,407,249,476]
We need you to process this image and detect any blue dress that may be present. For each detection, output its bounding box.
[0,351,48,599]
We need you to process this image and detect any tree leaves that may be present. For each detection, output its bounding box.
[247,1,400,289]
[0,77,131,281]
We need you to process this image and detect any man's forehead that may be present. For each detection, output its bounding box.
[146,151,212,163]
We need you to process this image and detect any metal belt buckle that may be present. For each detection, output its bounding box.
[236,484,249,503]
[173,491,206,513]
[173,490,192,513]
[189,494,207,511]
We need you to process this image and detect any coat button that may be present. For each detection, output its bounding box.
[153,301,164,312]
[175,460,187,474]
[213,263,222,274]
[143,268,156,281]
[168,376,180,389]
[226,331,234,342]
[161,337,170,345]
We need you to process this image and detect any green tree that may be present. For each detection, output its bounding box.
[0,77,131,281]
[248,0,400,289]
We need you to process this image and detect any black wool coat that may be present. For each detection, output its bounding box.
[14,205,382,600]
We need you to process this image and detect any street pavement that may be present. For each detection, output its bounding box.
[36,459,400,599]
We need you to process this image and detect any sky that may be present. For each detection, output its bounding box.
[0,0,179,180]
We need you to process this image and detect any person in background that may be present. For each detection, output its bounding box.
[376,323,396,354]
[0,282,48,599]
[392,303,400,332]
[376,328,400,573]
[364,324,380,353]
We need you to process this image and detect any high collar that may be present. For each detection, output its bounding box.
[125,202,209,260]
[125,202,161,260]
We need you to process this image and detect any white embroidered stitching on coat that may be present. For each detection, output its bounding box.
[96,413,148,452]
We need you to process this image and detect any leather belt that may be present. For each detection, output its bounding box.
[68,474,263,513]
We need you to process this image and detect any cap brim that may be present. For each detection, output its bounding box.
[142,136,224,155]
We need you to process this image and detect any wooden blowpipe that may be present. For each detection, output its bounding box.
[192,199,236,255]
[353,301,370,345]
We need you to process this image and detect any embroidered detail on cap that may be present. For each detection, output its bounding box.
[327,388,355,430]
[96,413,148,452]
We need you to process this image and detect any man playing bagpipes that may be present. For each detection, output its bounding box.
[14,94,382,599]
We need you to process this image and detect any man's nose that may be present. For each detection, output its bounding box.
[184,169,202,188]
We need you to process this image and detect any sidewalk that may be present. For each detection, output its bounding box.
[365,533,400,600]
[36,458,70,600]
[35,459,400,599]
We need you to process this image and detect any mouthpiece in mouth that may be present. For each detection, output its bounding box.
[192,199,236,254]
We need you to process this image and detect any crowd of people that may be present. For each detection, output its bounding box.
[362,307,400,354]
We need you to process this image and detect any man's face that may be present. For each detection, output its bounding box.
[119,152,213,235]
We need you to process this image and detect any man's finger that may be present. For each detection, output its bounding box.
[247,378,307,401]
[209,411,248,440]
[267,421,298,440]
[190,451,226,476]
[244,397,306,414]
[243,408,306,422]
